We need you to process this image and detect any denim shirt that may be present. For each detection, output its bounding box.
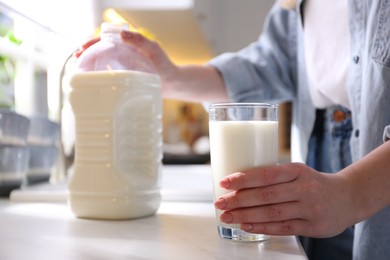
[209,1,390,259]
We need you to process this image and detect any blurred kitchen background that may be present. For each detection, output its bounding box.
[0,0,291,190]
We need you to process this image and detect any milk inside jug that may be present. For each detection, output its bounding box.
[68,23,162,219]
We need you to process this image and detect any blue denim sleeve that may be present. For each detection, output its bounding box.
[208,3,298,104]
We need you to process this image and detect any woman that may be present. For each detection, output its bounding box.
[75,1,390,259]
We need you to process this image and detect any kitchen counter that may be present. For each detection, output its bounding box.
[0,165,307,260]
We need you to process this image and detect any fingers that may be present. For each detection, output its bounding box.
[120,30,160,59]
[240,219,309,236]
[73,37,100,58]
[240,218,343,238]
[120,30,177,78]
[218,202,333,237]
[121,30,146,47]
[215,181,299,210]
[81,37,100,49]
[219,201,306,224]
[220,163,305,191]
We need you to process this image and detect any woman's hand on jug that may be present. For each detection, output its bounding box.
[214,162,359,238]
[73,31,180,97]
[74,29,228,102]
[120,31,179,88]
[120,30,229,102]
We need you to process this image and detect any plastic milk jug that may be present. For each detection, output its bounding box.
[68,23,162,219]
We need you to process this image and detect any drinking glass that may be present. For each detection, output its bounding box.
[209,103,278,242]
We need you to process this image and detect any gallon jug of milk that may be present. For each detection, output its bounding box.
[68,23,162,219]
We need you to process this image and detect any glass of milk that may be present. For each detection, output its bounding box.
[209,103,278,242]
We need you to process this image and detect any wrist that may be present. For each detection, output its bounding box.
[339,143,390,223]
[338,167,371,224]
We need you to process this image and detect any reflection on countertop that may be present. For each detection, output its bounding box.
[10,165,214,203]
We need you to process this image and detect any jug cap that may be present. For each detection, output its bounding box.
[101,23,128,34]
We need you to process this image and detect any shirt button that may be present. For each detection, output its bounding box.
[355,129,360,137]
[353,56,360,64]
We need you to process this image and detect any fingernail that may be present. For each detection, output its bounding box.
[241,223,253,231]
[73,50,82,58]
[220,212,233,223]
[214,198,227,209]
[220,178,232,189]
[120,30,132,39]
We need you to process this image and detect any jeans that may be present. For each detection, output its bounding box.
[300,105,354,260]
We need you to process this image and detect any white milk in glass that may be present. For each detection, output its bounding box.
[209,120,278,228]
[68,70,162,220]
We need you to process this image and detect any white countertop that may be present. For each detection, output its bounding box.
[0,165,307,260]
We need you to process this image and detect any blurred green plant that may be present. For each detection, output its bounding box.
[0,30,22,109]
